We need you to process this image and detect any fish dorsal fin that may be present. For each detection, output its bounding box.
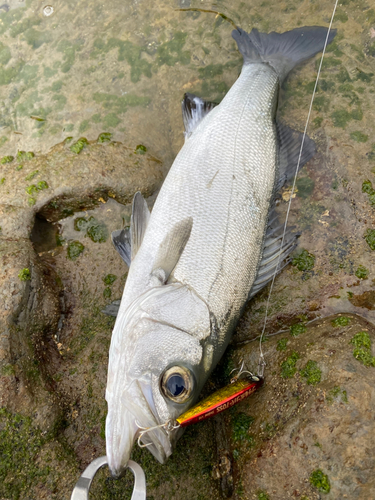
[111,227,131,267]
[182,93,217,140]
[131,192,150,260]
[276,121,316,191]
[151,217,193,285]
[249,215,300,300]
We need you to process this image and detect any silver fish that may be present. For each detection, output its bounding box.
[105,26,336,477]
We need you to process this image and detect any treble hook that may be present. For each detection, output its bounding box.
[70,456,146,500]
[230,359,256,383]
[135,420,180,448]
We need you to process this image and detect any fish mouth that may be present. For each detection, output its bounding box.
[106,379,174,477]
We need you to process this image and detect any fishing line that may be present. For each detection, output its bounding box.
[257,0,339,378]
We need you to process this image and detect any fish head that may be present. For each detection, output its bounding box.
[105,283,212,477]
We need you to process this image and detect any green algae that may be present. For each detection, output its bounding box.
[155,32,190,67]
[23,27,51,49]
[51,79,63,92]
[0,177,4,185]
[25,184,38,195]
[43,66,58,79]
[361,180,375,206]
[231,412,255,443]
[93,92,150,116]
[92,37,152,83]
[364,229,375,250]
[53,93,67,111]
[296,177,315,198]
[0,408,50,500]
[313,117,323,128]
[0,41,11,65]
[1,155,14,164]
[135,144,147,155]
[17,151,34,161]
[281,351,300,379]
[103,287,112,299]
[336,67,351,83]
[97,132,112,143]
[352,348,375,367]
[103,274,117,286]
[28,197,36,206]
[25,170,39,181]
[350,131,368,142]
[326,386,348,404]
[351,331,371,349]
[18,268,31,281]
[300,360,321,385]
[103,113,120,128]
[351,107,363,121]
[290,323,307,337]
[350,331,375,367]
[331,316,350,327]
[292,249,315,271]
[310,470,330,494]
[335,8,348,22]
[67,241,85,260]
[25,181,48,196]
[79,119,90,133]
[319,79,335,92]
[276,338,288,351]
[331,108,352,128]
[355,69,373,82]
[56,39,84,74]
[70,137,88,154]
[312,95,328,112]
[257,491,270,500]
[355,265,369,279]
[74,216,108,243]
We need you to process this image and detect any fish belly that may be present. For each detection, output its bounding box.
[124,64,279,347]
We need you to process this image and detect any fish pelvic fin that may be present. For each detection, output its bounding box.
[181,93,217,140]
[112,227,131,267]
[232,26,336,82]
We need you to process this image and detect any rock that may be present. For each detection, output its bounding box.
[0,135,163,498]
[231,314,375,499]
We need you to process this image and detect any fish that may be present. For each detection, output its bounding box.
[105,25,336,477]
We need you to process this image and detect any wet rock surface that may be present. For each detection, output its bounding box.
[0,135,163,499]
[0,0,375,498]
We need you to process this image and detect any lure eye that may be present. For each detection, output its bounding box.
[161,366,194,403]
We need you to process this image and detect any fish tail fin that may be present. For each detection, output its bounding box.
[232,26,336,82]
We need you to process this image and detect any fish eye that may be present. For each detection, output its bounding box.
[161,366,194,403]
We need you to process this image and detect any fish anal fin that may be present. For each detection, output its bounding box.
[131,192,151,260]
[151,217,193,284]
[112,227,131,267]
[249,224,300,300]
[182,93,217,140]
[276,121,316,191]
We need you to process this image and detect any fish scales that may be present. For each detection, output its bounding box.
[122,64,278,323]
[105,25,336,476]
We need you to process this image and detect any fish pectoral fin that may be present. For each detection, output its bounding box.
[182,93,217,140]
[276,121,315,191]
[151,217,193,284]
[131,191,151,260]
[112,227,131,267]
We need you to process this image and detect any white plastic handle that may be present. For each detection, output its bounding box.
[70,456,146,500]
